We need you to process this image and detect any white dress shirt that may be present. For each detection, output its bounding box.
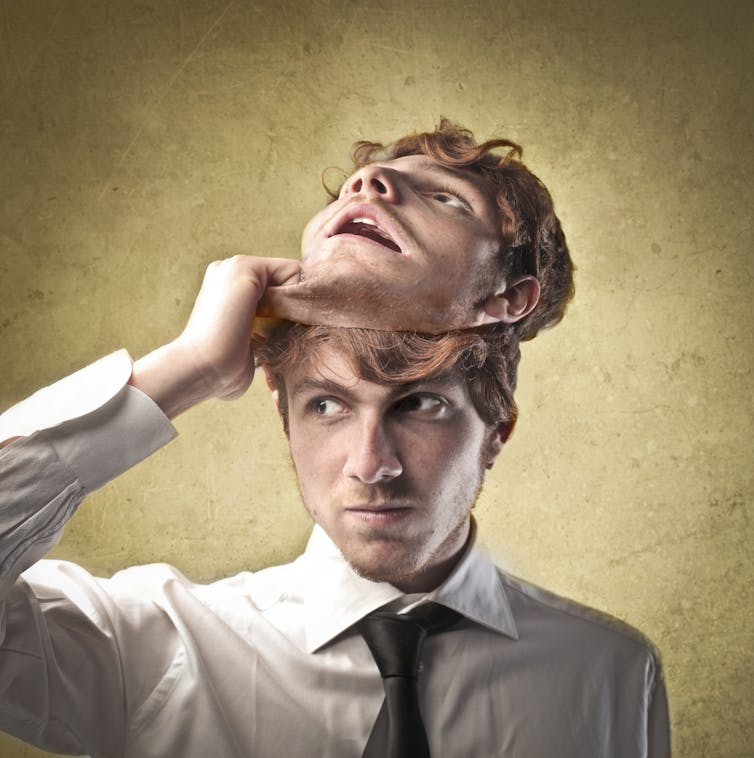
[0,354,670,758]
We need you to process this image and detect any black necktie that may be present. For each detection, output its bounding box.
[356,603,461,758]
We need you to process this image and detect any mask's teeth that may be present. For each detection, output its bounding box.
[336,218,401,253]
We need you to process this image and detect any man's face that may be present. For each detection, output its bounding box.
[282,345,502,592]
[260,155,506,333]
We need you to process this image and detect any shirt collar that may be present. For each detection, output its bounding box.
[296,520,518,654]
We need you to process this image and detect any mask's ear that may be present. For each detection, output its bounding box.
[484,420,515,470]
[480,275,540,325]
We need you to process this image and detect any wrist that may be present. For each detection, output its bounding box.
[130,340,216,419]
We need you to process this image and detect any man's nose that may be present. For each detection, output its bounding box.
[342,418,403,484]
[344,164,400,202]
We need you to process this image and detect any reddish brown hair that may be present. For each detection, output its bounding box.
[342,118,575,343]
[256,323,519,436]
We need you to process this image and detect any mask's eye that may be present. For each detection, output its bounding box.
[431,188,471,211]
[394,393,447,415]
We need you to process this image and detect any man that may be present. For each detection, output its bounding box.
[0,121,669,757]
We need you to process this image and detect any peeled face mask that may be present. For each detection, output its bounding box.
[258,155,513,333]
[257,258,489,334]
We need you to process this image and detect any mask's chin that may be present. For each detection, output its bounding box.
[257,266,483,334]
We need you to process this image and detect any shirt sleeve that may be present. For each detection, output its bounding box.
[0,350,135,442]
[0,354,179,754]
[648,658,671,757]
[0,353,177,597]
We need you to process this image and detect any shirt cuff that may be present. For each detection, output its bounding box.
[0,350,134,442]
[0,350,177,492]
[42,384,177,493]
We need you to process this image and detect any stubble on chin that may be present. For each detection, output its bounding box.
[336,514,473,591]
[263,256,481,333]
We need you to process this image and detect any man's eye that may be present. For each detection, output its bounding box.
[310,398,346,417]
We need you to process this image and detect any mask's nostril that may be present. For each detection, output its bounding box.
[351,177,363,193]
[373,178,387,194]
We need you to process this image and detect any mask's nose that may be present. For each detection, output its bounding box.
[344,164,400,202]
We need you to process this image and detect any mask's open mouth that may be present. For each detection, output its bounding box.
[332,217,402,254]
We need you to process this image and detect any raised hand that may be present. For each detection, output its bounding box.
[130,256,300,418]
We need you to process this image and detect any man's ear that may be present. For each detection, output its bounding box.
[484,420,514,470]
[262,367,280,411]
[480,275,540,325]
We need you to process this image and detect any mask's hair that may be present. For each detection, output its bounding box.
[256,323,519,438]
[336,118,575,343]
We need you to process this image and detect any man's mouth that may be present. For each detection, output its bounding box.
[345,505,412,525]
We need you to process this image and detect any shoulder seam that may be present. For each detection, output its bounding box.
[496,568,661,658]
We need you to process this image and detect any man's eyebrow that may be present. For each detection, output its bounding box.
[290,372,462,400]
[289,376,359,399]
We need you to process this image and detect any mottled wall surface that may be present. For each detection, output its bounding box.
[1,1,752,756]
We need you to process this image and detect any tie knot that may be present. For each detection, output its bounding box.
[357,603,461,679]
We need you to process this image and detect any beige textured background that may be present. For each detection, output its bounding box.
[1,1,752,756]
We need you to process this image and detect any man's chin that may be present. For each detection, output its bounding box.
[338,537,423,588]
[348,559,418,589]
